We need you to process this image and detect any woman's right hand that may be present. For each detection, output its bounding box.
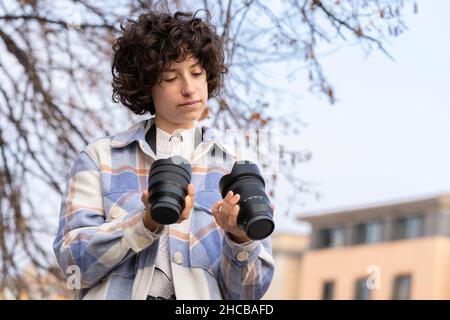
[141,183,195,232]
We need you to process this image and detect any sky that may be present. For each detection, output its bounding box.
[273,0,450,233]
[34,0,450,240]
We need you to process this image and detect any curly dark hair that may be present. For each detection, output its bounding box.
[111,10,228,115]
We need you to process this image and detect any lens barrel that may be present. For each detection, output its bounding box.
[147,156,192,225]
[219,161,274,240]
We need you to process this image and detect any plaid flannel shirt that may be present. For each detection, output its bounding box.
[53,118,275,299]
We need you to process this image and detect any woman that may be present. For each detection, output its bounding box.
[53,10,274,300]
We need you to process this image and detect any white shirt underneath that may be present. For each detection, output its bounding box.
[155,126,197,162]
[147,125,197,299]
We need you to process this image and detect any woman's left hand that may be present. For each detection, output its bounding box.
[211,190,252,243]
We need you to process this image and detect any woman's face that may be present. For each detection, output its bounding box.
[151,54,208,133]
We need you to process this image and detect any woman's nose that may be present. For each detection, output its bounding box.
[181,79,195,96]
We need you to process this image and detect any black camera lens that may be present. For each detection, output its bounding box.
[147,156,192,225]
[219,161,274,240]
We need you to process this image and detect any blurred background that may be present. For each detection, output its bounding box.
[1,0,449,299]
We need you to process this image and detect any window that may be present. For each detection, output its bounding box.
[322,281,335,300]
[393,215,424,240]
[318,226,345,248]
[392,274,412,300]
[353,221,383,244]
[354,277,371,300]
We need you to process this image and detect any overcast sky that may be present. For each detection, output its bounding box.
[273,0,450,233]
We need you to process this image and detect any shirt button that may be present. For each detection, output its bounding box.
[236,251,249,262]
[110,208,122,219]
[173,251,183,264]
[137,236,148,248]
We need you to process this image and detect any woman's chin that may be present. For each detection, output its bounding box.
[172,116,201,127]
[178,110,203,121]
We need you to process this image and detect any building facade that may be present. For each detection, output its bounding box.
[264,195,450,300]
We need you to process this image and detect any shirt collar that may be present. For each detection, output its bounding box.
[156,125,196,144]
[110,117,237,158]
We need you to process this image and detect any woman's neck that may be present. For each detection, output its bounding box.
[154,116,196,135]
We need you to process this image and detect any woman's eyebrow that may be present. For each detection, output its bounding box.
[163,62,201,72]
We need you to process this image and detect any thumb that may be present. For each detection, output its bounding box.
[142,190,150,203]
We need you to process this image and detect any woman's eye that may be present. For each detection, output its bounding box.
[163,71,203,82]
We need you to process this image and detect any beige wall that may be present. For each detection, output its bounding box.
[432,237,450,298]
[263,234,307,299]
[298,236,450,300]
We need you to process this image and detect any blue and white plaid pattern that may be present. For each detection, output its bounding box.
[53,118,275,300]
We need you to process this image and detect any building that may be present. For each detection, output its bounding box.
[263,233,309,299]
[264,194,450,300]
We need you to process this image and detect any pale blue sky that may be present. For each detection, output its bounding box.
[38,1,449,237]
[273,0,450,232]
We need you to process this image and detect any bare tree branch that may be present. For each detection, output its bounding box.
[0,0,416,298]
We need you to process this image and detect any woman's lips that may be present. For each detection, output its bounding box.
[178,100,200,107]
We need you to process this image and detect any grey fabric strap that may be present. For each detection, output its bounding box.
[147,228,175,299]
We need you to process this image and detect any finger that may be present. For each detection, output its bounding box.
[212,211,225,228]
[212,201,225,225]
[220,201,231,216]
[180,195,194,219]
[224,190,234,201]
[212,199,224,215]
[229,193,240,206]
[184,194,193,211]
[227,204,240,230]
[187,183,195,197]
[141,190,149,206]
[212,200,226,226]
[178,212,188,223]
[211,204,223,223]
[222,193,239,214]
[179,206,191,222]
[222,191,236,209]
[180,206,191,221]
[184,185,195,209]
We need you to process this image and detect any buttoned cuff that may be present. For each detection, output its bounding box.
[123,211,166,253]
[223,233,261,267]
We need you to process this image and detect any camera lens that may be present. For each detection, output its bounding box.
[147,156,192,225]
[219,161,274,240]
